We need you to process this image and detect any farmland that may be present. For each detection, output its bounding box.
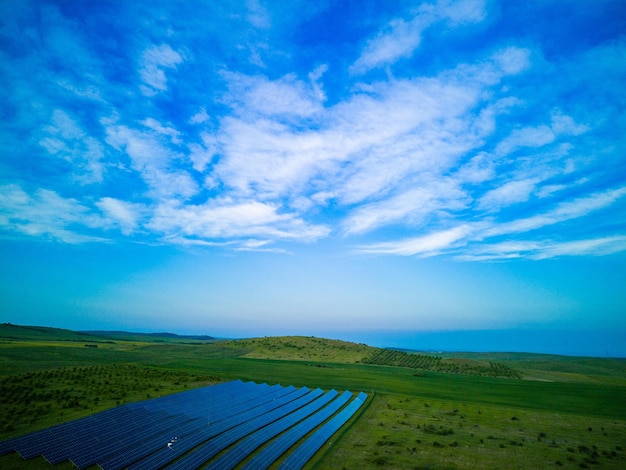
[0,324,625,469]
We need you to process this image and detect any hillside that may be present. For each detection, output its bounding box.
[0,324,215,344]
[2,324,625,384]
[0,324,110,343]
[221,336,374,362]
[1,323,625,470]
[80,330,216,342]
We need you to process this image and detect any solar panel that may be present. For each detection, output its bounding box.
[242,390,351,470]
[0,381,368,470]
[99,417,206,470]
[278,392,368,470]
[208,389,337,469]
[165,387,321,469]
[128,384,304,470]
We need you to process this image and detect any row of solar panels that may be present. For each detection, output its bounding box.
[0,380,367,469]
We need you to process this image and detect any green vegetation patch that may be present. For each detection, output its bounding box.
[320,393,626,469]
[222,336,374,363]
[0,323,111,343]
[0,363,217,439]
[1,326,625,469]
[362,349,522,378]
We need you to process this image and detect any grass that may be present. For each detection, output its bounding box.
[320,393,626,469]
[0,325,625,469]
[0,362,218,439]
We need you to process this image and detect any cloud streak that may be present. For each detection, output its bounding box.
[0,0,624,260]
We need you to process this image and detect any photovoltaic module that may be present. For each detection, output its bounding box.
[0,380,367,469]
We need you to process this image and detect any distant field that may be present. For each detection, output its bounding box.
[0,324,625,469]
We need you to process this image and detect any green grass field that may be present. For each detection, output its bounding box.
[0,324,624,469]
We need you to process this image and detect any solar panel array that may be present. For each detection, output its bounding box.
[0,380,367,469]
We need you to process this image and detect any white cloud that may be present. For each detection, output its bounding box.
[223,72,324,118]
[356,225,473,256]
[188,133,217,173]
[141,118,181,144]
[536,184,567,199]
[104,123,198,199]
[213,48,523,206]
[532,237,626,259]
[484,187,626,237]
[352,186,626,259]
[246,0,270,29]
[495,125,555,156]
[495,111,588,156]
[189,108,210,125]
[204,44,536,247]
[139,44,183,95]
[147,199,329,242]
[459,236,626,261]
[350,14,432,74]
[0,184,106,243]
[350,0,487,74]
[343,180,467,235]
[96,197,144,235]
[2,0,622,263]
[39,109,105,183]
[491,46,531,75]
[308,64,328,101]
[454,152,495,184]
[477,178,538,211]
[550,111,589,136]
[439,0,486,26]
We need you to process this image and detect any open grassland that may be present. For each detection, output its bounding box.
[439,351,626,384]
[320,393,626,469]
[0,325,625,469]
[221,335,373,362]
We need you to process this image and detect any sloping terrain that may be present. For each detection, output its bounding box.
[0,324,111,343]
[1,324,625,469]
[221,336,373,363]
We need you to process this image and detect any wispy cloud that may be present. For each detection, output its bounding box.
[96,197,145,236]
[459,236,626,261]
[357,186,626,259]
[477,178,539,212]
[0,0,624,260]
[343,180,467,235]
[147,199,329,243]
[0,185,106,243]
[139,44,183,96]
[483,187,626,238]
[495,112,588,157]
[104,121,198,199]
[39,110,105,184]
[350,0,486,74]
[356,225,474,256]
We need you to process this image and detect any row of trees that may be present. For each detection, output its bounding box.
[0,364,217,437]
[362,349,522,378]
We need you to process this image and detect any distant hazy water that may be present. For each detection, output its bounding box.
[334,329,626,358]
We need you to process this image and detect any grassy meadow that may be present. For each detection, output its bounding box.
[0,324,625,469]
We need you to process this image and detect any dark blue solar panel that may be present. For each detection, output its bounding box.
[67,409,175,469]
[129,384,303,470]
[104,384,290,470]
[243,390,352,470]
[99,417,206,470]
[278,392,368,470]
[208,389,336,470]
[0,380,263,467]
[165,387,322,470]
[128,379,258,421]
[0,381,367,470]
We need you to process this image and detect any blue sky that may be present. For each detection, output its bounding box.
[1,0,625,356]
